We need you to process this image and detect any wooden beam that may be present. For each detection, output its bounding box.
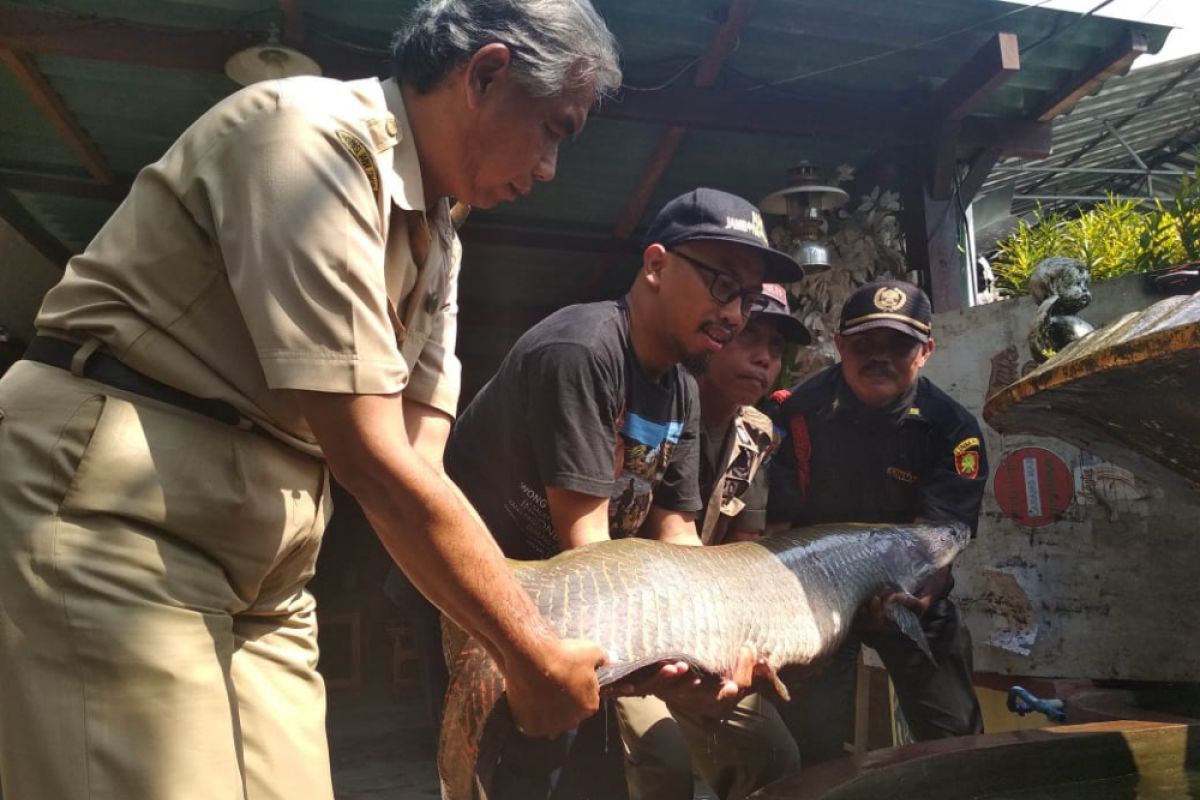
[0,167,129,201]
[958,148,1004,208]
[932,32,1020,122]
[612,0,756,241]
[0,5,379,78]
[0,186,73,267]
[901,155,962,312]
[278,0,304,45]
[1035,29,1148,122]
[929,119,961,202]
[0,48,114,184]
[601,85,1052,157]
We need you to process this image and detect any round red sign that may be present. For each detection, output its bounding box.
[993,447,1073,527]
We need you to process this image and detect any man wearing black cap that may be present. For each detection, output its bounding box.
[614,282,811,800]
[442,188,803,799]
[767,279,987,762]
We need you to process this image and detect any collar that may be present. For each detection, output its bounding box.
[829,368,920,427]
[380,78,427,212]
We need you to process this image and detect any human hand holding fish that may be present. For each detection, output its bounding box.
[503,635,607,738]
[609,645,759,718]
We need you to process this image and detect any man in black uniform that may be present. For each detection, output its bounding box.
[767,279,987,763]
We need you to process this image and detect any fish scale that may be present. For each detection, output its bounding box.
[438,521,971,800]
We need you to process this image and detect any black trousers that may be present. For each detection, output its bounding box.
[780,596,983,765]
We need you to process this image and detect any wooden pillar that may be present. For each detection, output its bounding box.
[901,154,962,313]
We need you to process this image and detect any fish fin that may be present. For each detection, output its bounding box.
[887,603,936,666]
[753,660,791,703]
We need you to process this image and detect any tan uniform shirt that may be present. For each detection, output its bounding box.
[35,76,461,456]
[699,406,776,545]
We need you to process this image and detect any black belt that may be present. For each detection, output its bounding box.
[23,336,251,430]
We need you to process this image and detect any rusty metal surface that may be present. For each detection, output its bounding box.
[983,291,1200,487]
[750,721,1200,800]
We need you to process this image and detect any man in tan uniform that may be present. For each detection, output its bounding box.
[0,2,620,799]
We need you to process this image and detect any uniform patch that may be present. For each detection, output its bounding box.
[955,449,981,479]
[953,437,981,456]
[335,130,379,192]
[873,286,907,312]
[887,466,917,483]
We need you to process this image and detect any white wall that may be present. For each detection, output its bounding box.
[926,275,1200,681]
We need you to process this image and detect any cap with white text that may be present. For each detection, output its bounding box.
[644,187,804,284]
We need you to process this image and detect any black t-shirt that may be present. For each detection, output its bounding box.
[445,300,701,560]
[767,365,988,534]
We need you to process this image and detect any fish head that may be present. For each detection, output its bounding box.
[882,521,972,590]
[907,520,972,571]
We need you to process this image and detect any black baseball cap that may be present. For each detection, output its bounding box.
[644,188,804,284]
[756,283,811,344]
[839,280,932,343]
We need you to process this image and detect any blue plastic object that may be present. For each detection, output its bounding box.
[1007,685,1067,723]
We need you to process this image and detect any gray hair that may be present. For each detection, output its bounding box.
[392,0,622,103]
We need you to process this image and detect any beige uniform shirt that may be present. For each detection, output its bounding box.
[699,406,776,545]
[35,76,461,456]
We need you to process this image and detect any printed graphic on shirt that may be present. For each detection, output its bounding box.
[611,413,684,537]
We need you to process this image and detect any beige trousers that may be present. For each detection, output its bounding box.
[615,691,799,800]
[0,362,332,800]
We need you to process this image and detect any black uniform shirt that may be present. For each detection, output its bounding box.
[767,365,988,534]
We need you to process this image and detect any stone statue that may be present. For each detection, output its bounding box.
[1028,256,1095,364]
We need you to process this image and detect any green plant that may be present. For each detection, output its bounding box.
[992,161,1200,296]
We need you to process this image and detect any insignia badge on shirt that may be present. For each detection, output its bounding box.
[953,437,981,456]
[874,286,907,312]
[887,466,917,483]
[955,449,981,479]
[954,437,982,478]
[424,289,440,314]
[335,129,380,192]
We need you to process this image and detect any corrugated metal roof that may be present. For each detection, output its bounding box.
[981,52,1200,217]
[0,0,1176,370]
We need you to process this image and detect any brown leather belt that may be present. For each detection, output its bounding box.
[23,335,253,430]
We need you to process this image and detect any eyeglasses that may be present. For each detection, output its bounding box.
[670,249,768,315]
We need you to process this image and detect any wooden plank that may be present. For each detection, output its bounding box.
[932,32,1021,122]
[611,0,756,242]
[0,48,113,185]
[1035,30,1148,122]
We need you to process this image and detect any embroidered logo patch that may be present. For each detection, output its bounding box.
[873,286,907,312]
[953,437,981,456]
[955,449,981,479]
[725,210,768,244]
[887,466,917,483]
[335,129,379,192]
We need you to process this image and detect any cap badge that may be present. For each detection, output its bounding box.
[873,286,907,312]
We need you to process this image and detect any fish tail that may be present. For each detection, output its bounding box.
[438,637,507,800]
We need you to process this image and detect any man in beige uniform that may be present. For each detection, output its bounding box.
[0,2,620,799]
